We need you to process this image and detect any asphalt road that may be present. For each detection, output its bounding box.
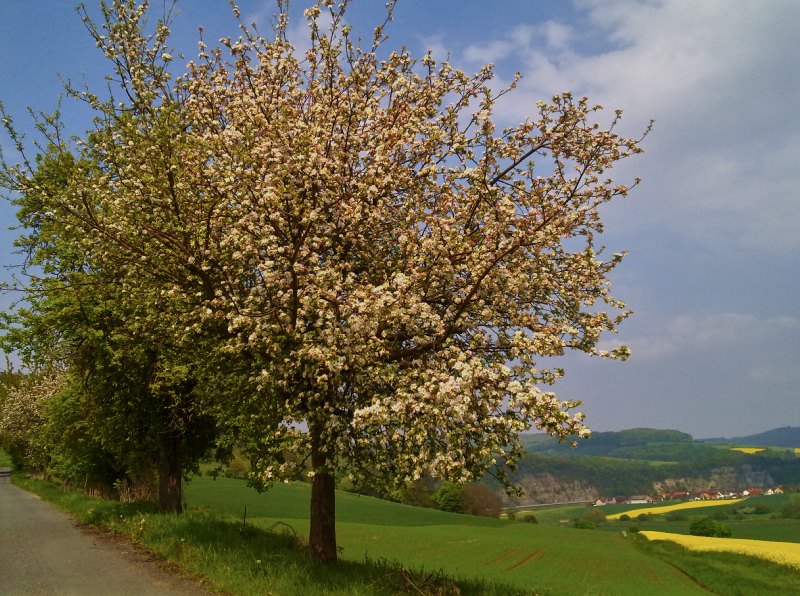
[0,469,209,596]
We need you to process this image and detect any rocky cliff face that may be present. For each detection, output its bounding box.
[652,465,775,493]
[500,473,600,506]
[500,465,776,505]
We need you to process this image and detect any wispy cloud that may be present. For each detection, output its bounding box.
[453,0,800,253]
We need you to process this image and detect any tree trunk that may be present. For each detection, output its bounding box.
[308,447,337,564]
[158,434,183,513]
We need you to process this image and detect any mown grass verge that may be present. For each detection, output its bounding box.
[634,534,800,596]
[10,473,537,596]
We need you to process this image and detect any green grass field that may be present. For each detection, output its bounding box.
[530,493,795,527]
[185,476,709,595]
[11,470,800,595]
[597,520,800,543]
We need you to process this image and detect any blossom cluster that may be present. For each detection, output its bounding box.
[0,0,648,494]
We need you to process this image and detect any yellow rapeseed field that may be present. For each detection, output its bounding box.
[606,499,742,520]
[730,447,800,454]
[641,531,800,570]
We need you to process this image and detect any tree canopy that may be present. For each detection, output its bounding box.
[0,0,648,562]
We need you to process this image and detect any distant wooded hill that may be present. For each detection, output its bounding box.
[520,428,717,461]
[701,426,800,448]
[506,427,800,502]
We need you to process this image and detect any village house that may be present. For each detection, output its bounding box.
[672,491,689,500]
[628,495,654,504]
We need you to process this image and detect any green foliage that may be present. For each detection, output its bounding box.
[523,513,538,524]
[690,516,732,538]
[665,512,688,521]
[223,456,249,479]
[781,496,800,519]
[712,509,730,521]
[637,513,648,521]
[434,482,465,514]
[628,525,640,533]
[619,514,631,521]
[586,507,606,523]
[506,510,516,521]
[753,502,772,514]
[573,518,595,530]
[0,447,12,468]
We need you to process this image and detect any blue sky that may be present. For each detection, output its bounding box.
[1,1,798,438]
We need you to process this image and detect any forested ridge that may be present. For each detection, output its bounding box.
[510,428,800,498]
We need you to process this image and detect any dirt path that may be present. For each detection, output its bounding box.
[0,469,210,596]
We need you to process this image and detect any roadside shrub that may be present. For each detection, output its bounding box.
[506,510,516,521]
[573,519,595,530]
[619,514,630,521]
[753,502,772,514]
[637,513,648,521]
[628,525,640,533]
[690,516,732,538]
[523,514,538,524]
[586,508,606,523]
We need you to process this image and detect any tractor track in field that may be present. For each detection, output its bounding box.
[665,562,722,595]
[505,548,546,571]
[482,546,523,566]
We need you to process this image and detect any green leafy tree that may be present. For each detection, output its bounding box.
[435,482,465,513]
[586,508,606,523]
[689,516,731,538]
[573,518,595,530]
[0,131,221,513]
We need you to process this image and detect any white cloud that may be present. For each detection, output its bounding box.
[417,35,452,64]
[458,0,800,254]
[614,313,800,378]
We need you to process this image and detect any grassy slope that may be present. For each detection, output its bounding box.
[12,473,529,596]
[11,470,800,595]
[635,537,800,596]
[186,476,707,596]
